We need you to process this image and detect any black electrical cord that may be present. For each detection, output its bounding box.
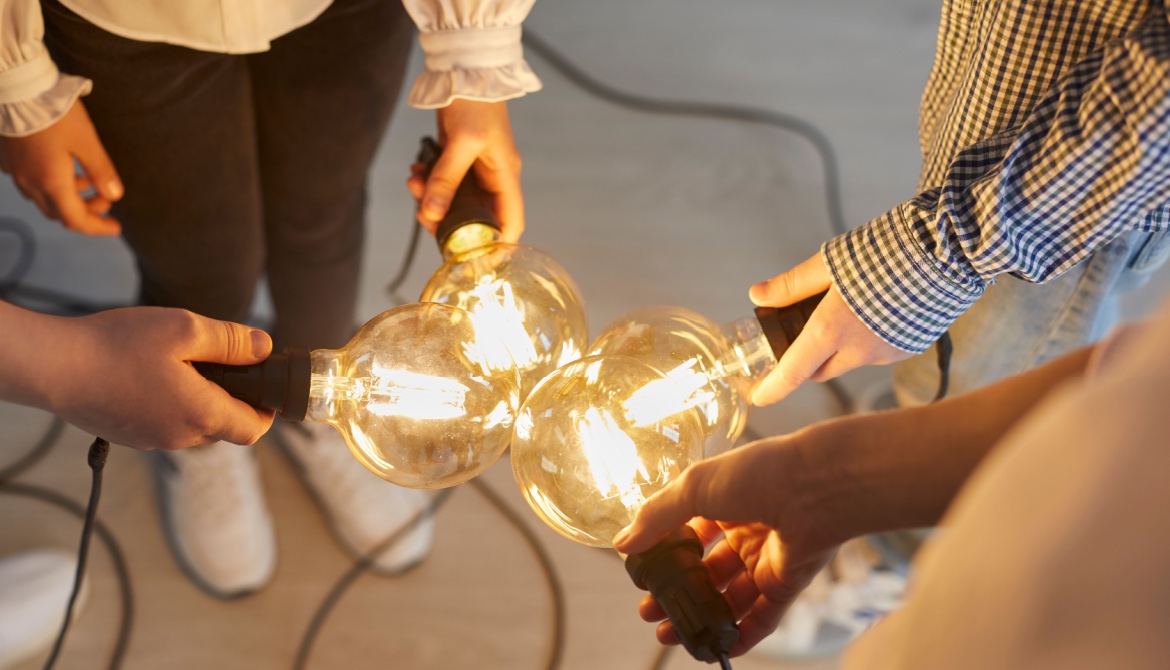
[469,477,566,670]
[0,217,124,314]
[292,479,569,670]
[524,28,956,409]
[383,208,424,303]
[41,437,110,669]
[0,216,36,293]
[521,31,849,240]
[933,332,954,402]
[0,446,135,670]
[292,487,456,670]
[0,27,954,670]
[717,651,734,670]
[0,416,64,482]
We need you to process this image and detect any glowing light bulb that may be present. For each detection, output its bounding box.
[415,137,588,399]
[421,241,586,398]
[511,355,704,547]
[511,355,740,662]
[198,302,520,489]
[588,295,825,457]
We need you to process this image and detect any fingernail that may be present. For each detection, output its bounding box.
[250,329,271,358]
[107,180,123,200]
[612,526,631,547]
[749,282,767,302]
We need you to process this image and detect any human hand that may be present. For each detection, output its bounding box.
[407,99,524,242]
[749,253,911,406]
[0,100,123,235]
[612,432,848,657]
[42,307,274,450]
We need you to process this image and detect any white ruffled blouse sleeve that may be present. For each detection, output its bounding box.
[0,0,91,137]
[401,0,542,109]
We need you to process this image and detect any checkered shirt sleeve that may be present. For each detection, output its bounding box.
[824,6,1170,354]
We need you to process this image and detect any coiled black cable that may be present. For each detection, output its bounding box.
[0,451,135,670]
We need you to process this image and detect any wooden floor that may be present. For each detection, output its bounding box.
[3,0,1168,668]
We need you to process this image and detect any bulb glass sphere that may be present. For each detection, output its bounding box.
[420,227,588,400]
[511,355,705,547]
[306,302,521,489]
[589,307,775,458]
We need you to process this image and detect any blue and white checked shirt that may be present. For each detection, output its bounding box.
[823,0,1170,353]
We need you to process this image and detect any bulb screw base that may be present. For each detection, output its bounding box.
[624,525,739,662]
[194,347,311,421]
[754,290,827,361]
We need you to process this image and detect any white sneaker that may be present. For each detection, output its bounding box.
[148,443,276,599]
[274,422,433,575]
[0,549,86,670]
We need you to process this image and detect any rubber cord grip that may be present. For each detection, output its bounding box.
[625,526,739,662]
[194,347,311,421]
[416,136,501,250]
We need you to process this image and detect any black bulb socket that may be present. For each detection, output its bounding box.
[194,347,312,421]
[416,136,502,252]
[753,290,827,361]
[625,525,739,662]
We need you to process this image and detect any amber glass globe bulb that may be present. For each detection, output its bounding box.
[305,302,521,489]
[511,355,705,547]
[589,307,776,457]
[420,224,588,400]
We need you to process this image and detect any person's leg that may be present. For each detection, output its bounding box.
[248,0,414,350]
[244,0,433,573]
[41,0,276,598]
[40,0,265,319]
[893,229,1170,407]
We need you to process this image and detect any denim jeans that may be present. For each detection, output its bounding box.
[42,0,414,351]
[893,228,1170,406]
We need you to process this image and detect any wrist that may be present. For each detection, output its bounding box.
[0,303,70,411]
[774,421,871,549]
[788,415,911,544]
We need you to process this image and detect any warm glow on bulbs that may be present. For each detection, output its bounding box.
[576,407,651,510]
[421,243,588,400]
[511,356,705,547]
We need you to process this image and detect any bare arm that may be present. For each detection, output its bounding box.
[0,301,275,450]
[614,343,1094,656]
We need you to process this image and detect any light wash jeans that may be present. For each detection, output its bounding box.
[894,228,1170,406]
[870,228,1170,570]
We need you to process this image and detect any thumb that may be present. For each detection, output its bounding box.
[70,107,123,202]
[184,313,272,365]
[614,465,711,555]
[750,253,831,307]
[418,137,479,230]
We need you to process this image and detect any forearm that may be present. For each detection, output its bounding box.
[799,345,1094,540]
[0,300,67,409]
[825,10,1170,353]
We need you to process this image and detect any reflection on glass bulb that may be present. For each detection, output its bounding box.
[421,237,588,399]
[511,356,705,547]
[308,302,521,489]
[589,307,776,457]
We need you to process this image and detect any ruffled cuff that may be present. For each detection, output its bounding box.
[821,205,986,354]
[0,51,91,137]
[408,26,541,109]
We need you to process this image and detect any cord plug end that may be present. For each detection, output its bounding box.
[87,437,110,471]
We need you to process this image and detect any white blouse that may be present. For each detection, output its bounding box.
[0,0,542,137]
